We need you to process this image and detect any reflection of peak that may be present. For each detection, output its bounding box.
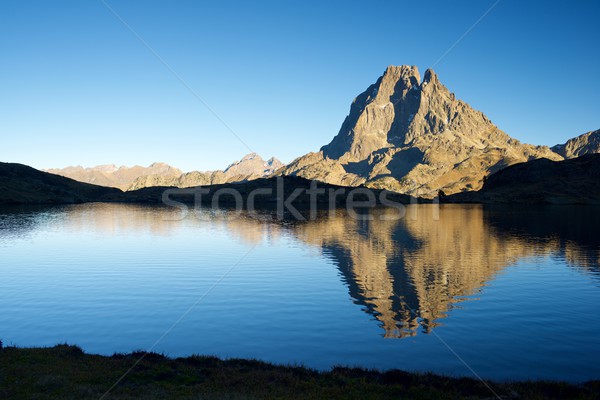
[293,206,597,338]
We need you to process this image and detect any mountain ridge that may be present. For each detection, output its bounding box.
[46,153,283,191]
[552,129,600,158]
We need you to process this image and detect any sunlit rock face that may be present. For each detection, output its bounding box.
[282,66,561,197]
[552,129,600,158]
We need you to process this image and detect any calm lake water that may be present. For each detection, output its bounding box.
[1,203,599,382]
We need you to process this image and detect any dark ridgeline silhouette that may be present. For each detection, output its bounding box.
[448,154,600,204]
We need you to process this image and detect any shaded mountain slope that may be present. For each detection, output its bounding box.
[0,162,121,204]
[447,154,600,204]
[109,175,418,206]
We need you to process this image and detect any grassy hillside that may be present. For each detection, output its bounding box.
[0,345,598,400]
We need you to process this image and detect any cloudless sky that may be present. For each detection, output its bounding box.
[1,0,599,171]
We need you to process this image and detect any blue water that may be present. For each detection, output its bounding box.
[1,203,599,382]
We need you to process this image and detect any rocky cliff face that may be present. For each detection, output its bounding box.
[552,129,600,158]
[283,65,561,197]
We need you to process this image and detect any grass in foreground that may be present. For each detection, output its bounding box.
[0,345,598,399]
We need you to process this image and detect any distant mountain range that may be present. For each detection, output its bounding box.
[19,65,600,201]
[45,162,183,191]
[46,153,283,191]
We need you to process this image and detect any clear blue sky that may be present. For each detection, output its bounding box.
[1,0,599,171]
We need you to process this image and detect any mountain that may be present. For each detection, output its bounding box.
[1,160,416,206]
[447,154,600,204]
[45,162,183,191]
[47,153,283,191]
[127,153,283,190]
[0,162,120,204]
[282,65,561,197]
[223,153,283,177]
[551,129,600,158]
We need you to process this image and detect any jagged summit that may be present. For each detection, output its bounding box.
[239,152,259,162]
[422,68,438,84]
[320,65,465,162]
[285,65,561,197]
[223,153,282,175]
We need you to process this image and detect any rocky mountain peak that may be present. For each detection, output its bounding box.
[380,65,421,92]
[223,153,283,177]
[94,164,119,173]
[422,68,438,85]
[321,65,425,161]
[266,157,284,169]
[285,65,561,197]
[240,152,259,161]
[552,129,600,158]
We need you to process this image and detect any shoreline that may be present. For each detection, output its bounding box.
[1,344,598,399]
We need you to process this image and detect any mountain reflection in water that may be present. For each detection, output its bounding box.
[2,203,598,340]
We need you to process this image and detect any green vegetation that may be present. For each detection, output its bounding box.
[0,345,598,399]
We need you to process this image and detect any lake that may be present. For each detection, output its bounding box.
[1,203,599,382]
